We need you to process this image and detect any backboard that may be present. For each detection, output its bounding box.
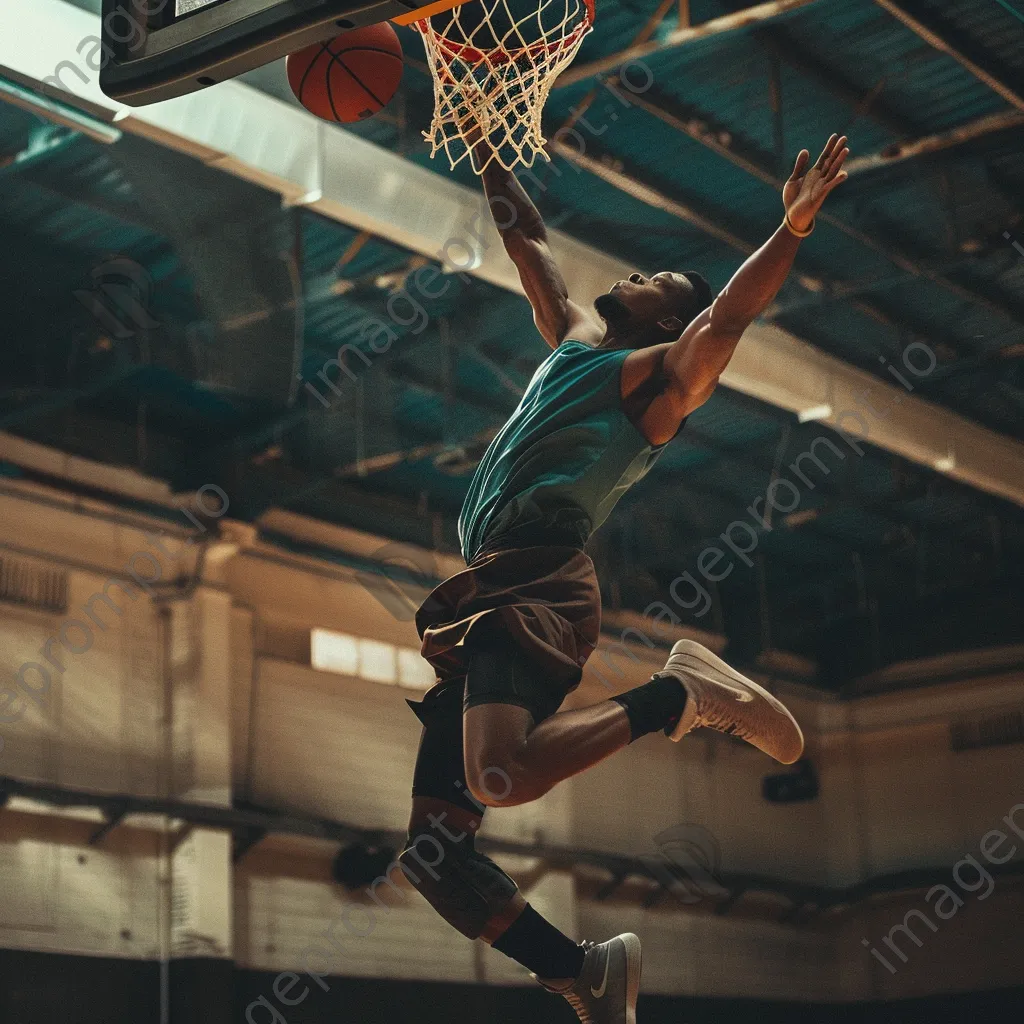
[99,0,451,106]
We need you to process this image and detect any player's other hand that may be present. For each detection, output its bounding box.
[783,134,849,233]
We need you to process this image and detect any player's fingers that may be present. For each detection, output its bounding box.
[790,149,810,179]
[825,138,848,174]
[816,134,838,168]
[825,170,849,192]
[826,147,850,179]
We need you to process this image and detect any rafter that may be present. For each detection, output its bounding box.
[555,0,826,89]
[596,87,1024,331]
[873,0,1024,112]
[845,110,1024,177]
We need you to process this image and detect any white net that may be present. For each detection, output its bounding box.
[415,0,595,174]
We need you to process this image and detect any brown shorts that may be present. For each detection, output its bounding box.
[415,543,602,709]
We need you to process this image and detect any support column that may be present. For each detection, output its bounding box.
[166,581,237,1023]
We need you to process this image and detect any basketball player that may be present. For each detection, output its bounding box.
[400,135,849,1022]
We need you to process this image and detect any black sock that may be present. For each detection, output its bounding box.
[613,674,687,741]
[491,904,585,980]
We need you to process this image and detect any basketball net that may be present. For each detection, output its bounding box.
[414,0,595,173]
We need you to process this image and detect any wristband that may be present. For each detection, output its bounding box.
[784,210,814,238]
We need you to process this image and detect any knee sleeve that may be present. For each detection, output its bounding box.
[398,836,519,940]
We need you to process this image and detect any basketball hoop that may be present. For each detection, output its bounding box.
[412,0,595,173]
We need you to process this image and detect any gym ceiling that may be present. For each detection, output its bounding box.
[1,0,1023,690]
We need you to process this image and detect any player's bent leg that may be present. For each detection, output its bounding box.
[402,745,590,1007]
[399,800,524,941]
[402,669,640,1022]
[463,700,632,807]
[402,684,526,941]
[462,701,538,807]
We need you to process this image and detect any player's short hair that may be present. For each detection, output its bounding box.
[678,271,713,326]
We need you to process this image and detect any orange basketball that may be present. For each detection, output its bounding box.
[287,24,403,123]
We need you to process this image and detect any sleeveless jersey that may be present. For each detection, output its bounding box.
[459,340,668,563]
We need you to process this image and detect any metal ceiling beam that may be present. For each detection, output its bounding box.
[554,0,826,89]
[4,0,1024,507]
[750,30,907,137]
[873,0,1024,112]
[732,11,1024,220]
[845,109,1024,177]
[0,74,121,144]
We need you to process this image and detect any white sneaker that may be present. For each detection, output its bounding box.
[539,933,642,1024]
[661,640,804,764]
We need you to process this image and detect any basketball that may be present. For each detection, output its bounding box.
[286,24,403,123]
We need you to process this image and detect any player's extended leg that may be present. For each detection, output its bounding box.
[399,681,642,1024]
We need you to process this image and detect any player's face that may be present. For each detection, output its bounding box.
[599,272,691,330]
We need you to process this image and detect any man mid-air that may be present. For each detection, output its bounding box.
[399,135,850,1024]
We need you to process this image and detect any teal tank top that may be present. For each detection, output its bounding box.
[459,340,667,563]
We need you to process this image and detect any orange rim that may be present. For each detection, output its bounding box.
[392,0,468,26]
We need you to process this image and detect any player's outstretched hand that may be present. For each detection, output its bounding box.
[783,134,849,233]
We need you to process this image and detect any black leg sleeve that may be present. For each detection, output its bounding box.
[408,680,483,816]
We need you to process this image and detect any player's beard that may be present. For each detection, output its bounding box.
[594,292,631,330]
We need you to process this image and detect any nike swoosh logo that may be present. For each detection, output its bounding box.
[590,946,612,998]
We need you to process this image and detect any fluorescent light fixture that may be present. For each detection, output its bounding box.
[798,404,832,423]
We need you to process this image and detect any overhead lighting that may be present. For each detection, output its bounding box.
[798,404,832,423]
[934,452,956,472]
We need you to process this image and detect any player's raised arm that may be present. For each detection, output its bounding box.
[478,141,602,349]
[668,135,848,408]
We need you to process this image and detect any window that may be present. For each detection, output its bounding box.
[311,629,435,692]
